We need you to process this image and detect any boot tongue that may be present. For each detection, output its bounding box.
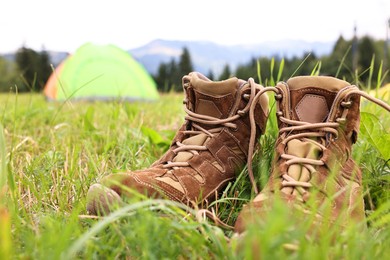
[286,76,350,123]
[281,139,321,196]
[172,134,208,162]
[173,73,241,163]
[279,76,351,198]
[190,72,239,118]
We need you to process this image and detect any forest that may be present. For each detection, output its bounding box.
[154,35,390,91]
[0,35,389,93]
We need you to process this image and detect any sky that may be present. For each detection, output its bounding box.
[1,0,389,54]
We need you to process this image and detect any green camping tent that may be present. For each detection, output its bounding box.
[44,43,159,101]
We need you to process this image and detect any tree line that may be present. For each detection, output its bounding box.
[0,47,52,92]
[0,35,389,93]
[154,35,390,91]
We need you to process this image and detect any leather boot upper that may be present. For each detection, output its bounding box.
[88,72,269,214]
[235,76,368,233]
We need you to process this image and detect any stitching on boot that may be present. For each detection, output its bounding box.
[295,94,329,123]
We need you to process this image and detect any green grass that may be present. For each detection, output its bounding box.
[0,87,389,259]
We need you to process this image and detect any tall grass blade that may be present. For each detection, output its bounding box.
[0,124,6,193]
[289,53,311,78]
[367,55,375,89]
[63,200,193,259]
[0,124,12,259]
[257,59,262,85]
[311,61,322,76]
[335,45,351,78]
[50,74,103,125]
[276,58,284,83]
[269,58,275,86]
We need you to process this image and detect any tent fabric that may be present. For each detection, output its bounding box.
[43,43,159,101]
[44,61,65,99]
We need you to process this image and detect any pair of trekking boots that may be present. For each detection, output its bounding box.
[86,72,390,235]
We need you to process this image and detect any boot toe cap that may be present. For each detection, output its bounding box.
[86,183,124,216]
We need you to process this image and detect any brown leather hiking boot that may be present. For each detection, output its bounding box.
[87,72,269,215]
[234,76,390,234]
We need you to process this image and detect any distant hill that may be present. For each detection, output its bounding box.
[129,39,334,76]
[48,51,70,66]
[2,39,334,78]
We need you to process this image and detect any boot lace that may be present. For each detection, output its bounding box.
[195,85,278,229]
[254,87,390,198]
[163,78,262,170]
[199,86,390,230]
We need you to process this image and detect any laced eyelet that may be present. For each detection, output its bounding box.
[275,94,283,100]
[326,132,338,143]
[243,94,250,100]
[231,124,238,131]
[336,118,346,123]
[341,101,352,108]
[237,110,245,116]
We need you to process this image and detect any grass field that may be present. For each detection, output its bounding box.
[0,86,389,259]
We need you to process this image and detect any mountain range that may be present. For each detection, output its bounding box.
[130,39,334,76]
[2,39,335,77]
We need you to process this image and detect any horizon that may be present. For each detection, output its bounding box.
[0,34,383,55]
[1,0,389,54]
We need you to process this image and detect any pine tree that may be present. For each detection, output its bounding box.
[207,70,214,81]
[0,56,19,92]
[178,47,194,77]
[235,58,258,82]
[155,63,169,92]
[218,64,231,80]
[168,58,180,91]
[322,35,353,82]
[15,46,37,91]
[15,46,52,92]
[38,49,52,90]
[358,36,379,86]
